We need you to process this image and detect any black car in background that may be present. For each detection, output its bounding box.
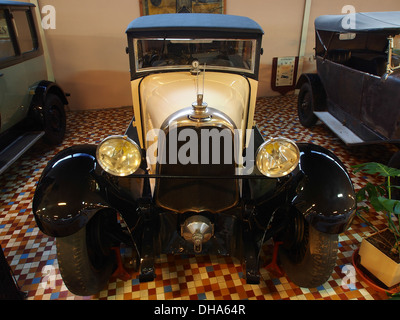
[297,11,400,163]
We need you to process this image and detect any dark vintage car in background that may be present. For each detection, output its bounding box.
[297,11,400,165]
[33,13,356,296]
[0,0,67,174]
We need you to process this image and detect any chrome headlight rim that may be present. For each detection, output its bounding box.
[96,135,142,177]
[256,137,300,178]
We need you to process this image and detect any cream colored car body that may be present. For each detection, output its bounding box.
[131,72,258,155]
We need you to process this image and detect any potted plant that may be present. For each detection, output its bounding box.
[353,162,400,289]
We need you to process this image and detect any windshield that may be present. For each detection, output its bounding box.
[134,38,256,74]
[392,34,400,69]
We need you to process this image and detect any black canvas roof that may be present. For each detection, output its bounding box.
[126,13,264,35]
[315,11,400,33]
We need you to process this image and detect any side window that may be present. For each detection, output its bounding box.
[12,9,38,54]
[0,9,15,59]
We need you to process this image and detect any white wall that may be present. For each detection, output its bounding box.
[25,0,400,109]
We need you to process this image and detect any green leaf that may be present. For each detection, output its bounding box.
[355,188,366,202]
[377,196,400,215]
[356,182,386,200]
[352,162,400,177]
[371,196,385,212]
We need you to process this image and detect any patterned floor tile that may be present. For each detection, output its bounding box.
[0,95,397,300]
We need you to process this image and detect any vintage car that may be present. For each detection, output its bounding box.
[297,11,400,164]
[33,13,356,296]
[0,0,67,174]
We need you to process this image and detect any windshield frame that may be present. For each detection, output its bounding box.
[127,31,263,81]
[133,37,257,76]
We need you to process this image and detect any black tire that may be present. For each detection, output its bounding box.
[43,93,66,145]
[279,218,338,288]
[298,82,318,128]
[56,212,117,296]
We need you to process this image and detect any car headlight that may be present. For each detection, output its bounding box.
[256,137,300,178]
[96,135,142,177]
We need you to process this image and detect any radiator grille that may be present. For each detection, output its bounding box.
[155,125,239,213]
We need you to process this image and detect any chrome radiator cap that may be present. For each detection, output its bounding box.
[181,215,214,253]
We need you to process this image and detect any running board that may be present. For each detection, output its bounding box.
[314,112,364,145]
[0,131,45,174]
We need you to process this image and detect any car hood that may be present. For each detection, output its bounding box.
[139,72,250,132]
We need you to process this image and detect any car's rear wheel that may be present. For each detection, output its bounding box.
[298,82,318,128]
[56,210,117,296]
[43,93,66,145]
[278,213,338,288]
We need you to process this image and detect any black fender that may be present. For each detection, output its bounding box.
[29,80,68,128]
[33,145,111,237]
[292,143,356,234]
[32,80,69,106]
[296,73,327,112]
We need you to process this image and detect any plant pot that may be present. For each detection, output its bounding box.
[359,229,400,288]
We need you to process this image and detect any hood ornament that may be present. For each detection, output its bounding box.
[189,63,211,122]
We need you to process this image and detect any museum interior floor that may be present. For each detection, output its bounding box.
[0,94,397,300]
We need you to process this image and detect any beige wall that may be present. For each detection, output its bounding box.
[36,0,140,110]
[25,0,400,109]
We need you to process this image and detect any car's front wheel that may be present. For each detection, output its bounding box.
[278,214,338,288]
[56,210,117,296]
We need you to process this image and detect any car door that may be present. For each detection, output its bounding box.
[0,7,19,133]
[316,57,364,122]
[361,72,400,140]
[0,5,47,133]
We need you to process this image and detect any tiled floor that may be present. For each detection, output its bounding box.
[0,94,398,300]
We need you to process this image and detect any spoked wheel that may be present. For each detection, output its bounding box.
[297,82,318,128]
[56,210,119,296]
[278,210,339,288]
